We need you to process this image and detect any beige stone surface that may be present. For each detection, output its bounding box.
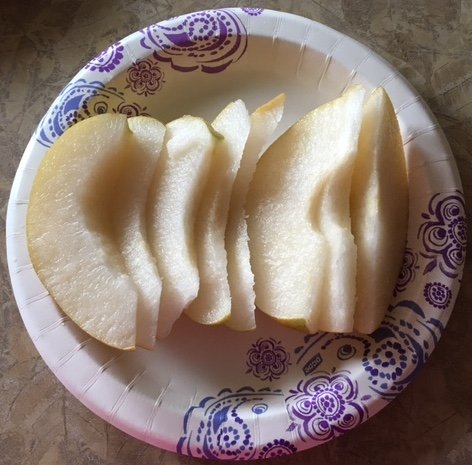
[1,0,471,464]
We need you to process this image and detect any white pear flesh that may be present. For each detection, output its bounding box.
[113,116,165,349]
[148,116,217,338]
[185,100,251,325]
[27,114,138,350]
[225,94,285,331]
[351,88,408,333]
[246,86,365,333]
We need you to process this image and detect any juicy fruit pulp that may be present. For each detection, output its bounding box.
[27,88,409,350]
[246,86,366,333]
[114,116,166,349]
[185,100,251,325]
[351,88,409,333]
[246,86,408,334]
[148,116,218,338]
[225,94,286,331]
[28,114,139,350]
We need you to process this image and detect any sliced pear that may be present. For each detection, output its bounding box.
[148,116,218,339]
[351,88,408,333]
[246,86,365,333]
[27,114,138,350]
[185,100,251,325]
[113,116,165,349]
[225,94,286,331]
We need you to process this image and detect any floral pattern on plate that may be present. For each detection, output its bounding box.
[177,387,290,460]
[241,8,265,16]
[286,370,369,442]
[394,247,420,296]
[36,78,148,147]
[418,192,467,278]
[140,9,247,73]
[125,58,165,96]
[85,41,125,73]
[246,338,291,381]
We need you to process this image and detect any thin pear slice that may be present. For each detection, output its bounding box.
[225,94,286,331]
[113,116,165,349]
[246,86,365,333]
[185,100,251,325]
[148,116,218,338]
[27,114,138,350]
[351,88,408,334]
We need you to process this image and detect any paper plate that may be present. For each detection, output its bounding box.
[6,8,466,460]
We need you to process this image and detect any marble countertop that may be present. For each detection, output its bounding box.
[1,1,471,464]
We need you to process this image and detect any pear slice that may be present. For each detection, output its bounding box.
[113,116,165,349]
[27,114,138,350]
[351,88,408,334]
[185,100,251,325]
[225,94,286,331]
[246,86,365,333]
[148,116,218,339]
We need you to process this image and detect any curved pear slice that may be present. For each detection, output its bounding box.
[27,114,138,350]
[351,88,408,333]
[148,116,218,339]
[246,86,365,333]
[225,94,286,331]
[113,116,165,349]
[185,100,251,325]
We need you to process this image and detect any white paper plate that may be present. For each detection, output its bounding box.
[6,8,466,460]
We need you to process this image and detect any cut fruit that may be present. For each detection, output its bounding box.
[225,94,286,331]
[246,86,365,333]
[27,114,138,350]
[114,116,165,349]
[351,87,408,333]
[26,88,407,349]
[148,116,218,339]
[185,100,251,325]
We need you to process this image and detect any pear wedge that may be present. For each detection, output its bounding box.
[246,86,365,333]
[185,100,251,325]
[148,116,218,339]
[27,114,138,350]
[351,88,408,333]
[225,94,286,331]
[113,116,165,349]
